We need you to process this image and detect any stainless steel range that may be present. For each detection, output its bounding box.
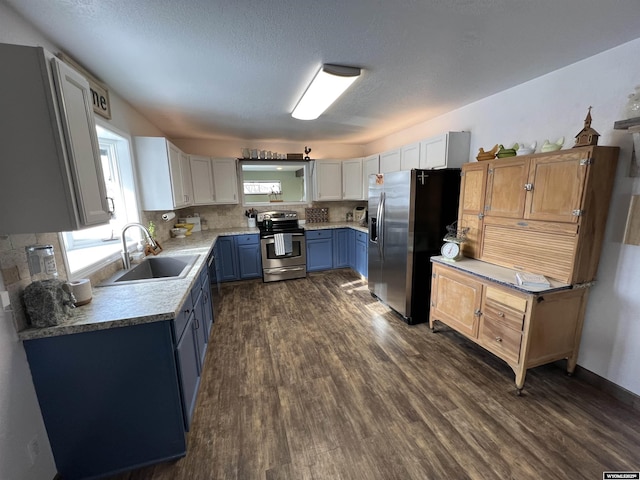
[257,210,307,282]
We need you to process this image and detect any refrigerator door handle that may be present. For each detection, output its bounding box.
[378,192,385,261]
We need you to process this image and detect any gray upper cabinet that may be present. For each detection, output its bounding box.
[419,131,471,169]
[0,43,110,234]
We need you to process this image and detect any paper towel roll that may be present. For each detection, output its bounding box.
[69,279,92,306]
[161,211,176,222]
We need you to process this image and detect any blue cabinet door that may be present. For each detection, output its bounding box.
[216,236,239,281]
[355,231,368,277]
[306,230,333,271]
[176,309,201,431]
[23,322,187,479]
[200,266,214,334]
[192,286,207,371]
[237,234,262,279]
[332,228,352,268]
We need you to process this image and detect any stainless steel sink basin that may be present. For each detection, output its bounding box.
[98,255,199,286]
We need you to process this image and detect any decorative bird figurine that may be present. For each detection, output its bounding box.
[516,141,537,155]
[496,143,518,158]
[476,144,499,161]
[541,136,564,152]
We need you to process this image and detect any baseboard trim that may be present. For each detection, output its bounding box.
[572,364,640,412]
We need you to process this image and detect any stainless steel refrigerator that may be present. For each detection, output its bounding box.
[368,169,461,324]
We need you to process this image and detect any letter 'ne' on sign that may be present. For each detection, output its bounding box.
[57,53,111,120]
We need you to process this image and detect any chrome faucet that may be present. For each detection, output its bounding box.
[121,223,158,269]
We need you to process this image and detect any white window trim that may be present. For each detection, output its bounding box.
[60,120,142,280]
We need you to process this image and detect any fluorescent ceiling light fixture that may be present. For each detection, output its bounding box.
[291,64,361,120]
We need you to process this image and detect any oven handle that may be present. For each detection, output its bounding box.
[264,266,306,273]
[261,233,306,240]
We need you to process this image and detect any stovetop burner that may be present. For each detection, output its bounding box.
[257,210,304,237]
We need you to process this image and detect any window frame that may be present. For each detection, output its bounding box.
[59,120,142,280]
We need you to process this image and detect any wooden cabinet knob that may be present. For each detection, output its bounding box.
[495,336,503,342]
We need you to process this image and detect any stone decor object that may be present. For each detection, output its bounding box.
[23,279,76,328]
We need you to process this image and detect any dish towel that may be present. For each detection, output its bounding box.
[283,233,293,254]
[274,233,285,256]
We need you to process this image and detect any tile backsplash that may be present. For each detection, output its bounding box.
[162,200,366,230]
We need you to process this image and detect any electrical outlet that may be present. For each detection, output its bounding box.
[26,435,40,466]
[1,266,20,285]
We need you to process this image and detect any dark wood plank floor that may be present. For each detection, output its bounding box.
[112,269,640,480]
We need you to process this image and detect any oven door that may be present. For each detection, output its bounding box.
[260,232,306,269]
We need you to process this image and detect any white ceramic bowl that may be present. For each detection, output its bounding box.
[171,227,188,238]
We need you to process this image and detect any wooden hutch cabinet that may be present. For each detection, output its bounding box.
[431,145,619,393]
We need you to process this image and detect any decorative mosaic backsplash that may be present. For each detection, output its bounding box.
[305,208,329,223]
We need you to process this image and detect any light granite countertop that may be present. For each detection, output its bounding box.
[18,223,367,341]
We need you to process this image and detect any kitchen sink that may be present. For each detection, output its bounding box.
[98,255,199,286]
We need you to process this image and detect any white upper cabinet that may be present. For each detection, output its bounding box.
[363,154,379,200]
[342,158,363,200]
[0,44,110,234]
[210,158,239,204]
[419,131,471,169]
[190,155,215,205]
[135,137,194,210]
[188,156,238,206]
[314,160,343,201]
[180,151,193,206]
[401,142,420,170]
[379,148,402,173]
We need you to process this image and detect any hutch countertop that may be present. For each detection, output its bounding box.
[430,255,572,295]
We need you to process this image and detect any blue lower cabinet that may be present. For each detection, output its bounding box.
[355,231,368,277]
[216,234,262,281]
[23,321,187,480]
[176,307,201,431]
[306,229,333,271]
[236,234,262,279]
[216,236,239,281]
[22,269,216,479]
[333,228,353,268]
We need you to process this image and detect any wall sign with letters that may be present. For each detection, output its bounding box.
[57,53,111,120]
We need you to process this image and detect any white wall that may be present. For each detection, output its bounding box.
[173,137,364,160]
[365,38,640,395]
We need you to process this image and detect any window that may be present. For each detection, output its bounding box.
[239,160,310,206]
[60,123,140,278]
[243,180,282,195]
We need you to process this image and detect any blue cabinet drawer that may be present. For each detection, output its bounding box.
[355,231,368,243]
[235,234,259,245]
[306,229,332,240]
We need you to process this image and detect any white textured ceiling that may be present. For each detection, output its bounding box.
[5,0,640,144]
